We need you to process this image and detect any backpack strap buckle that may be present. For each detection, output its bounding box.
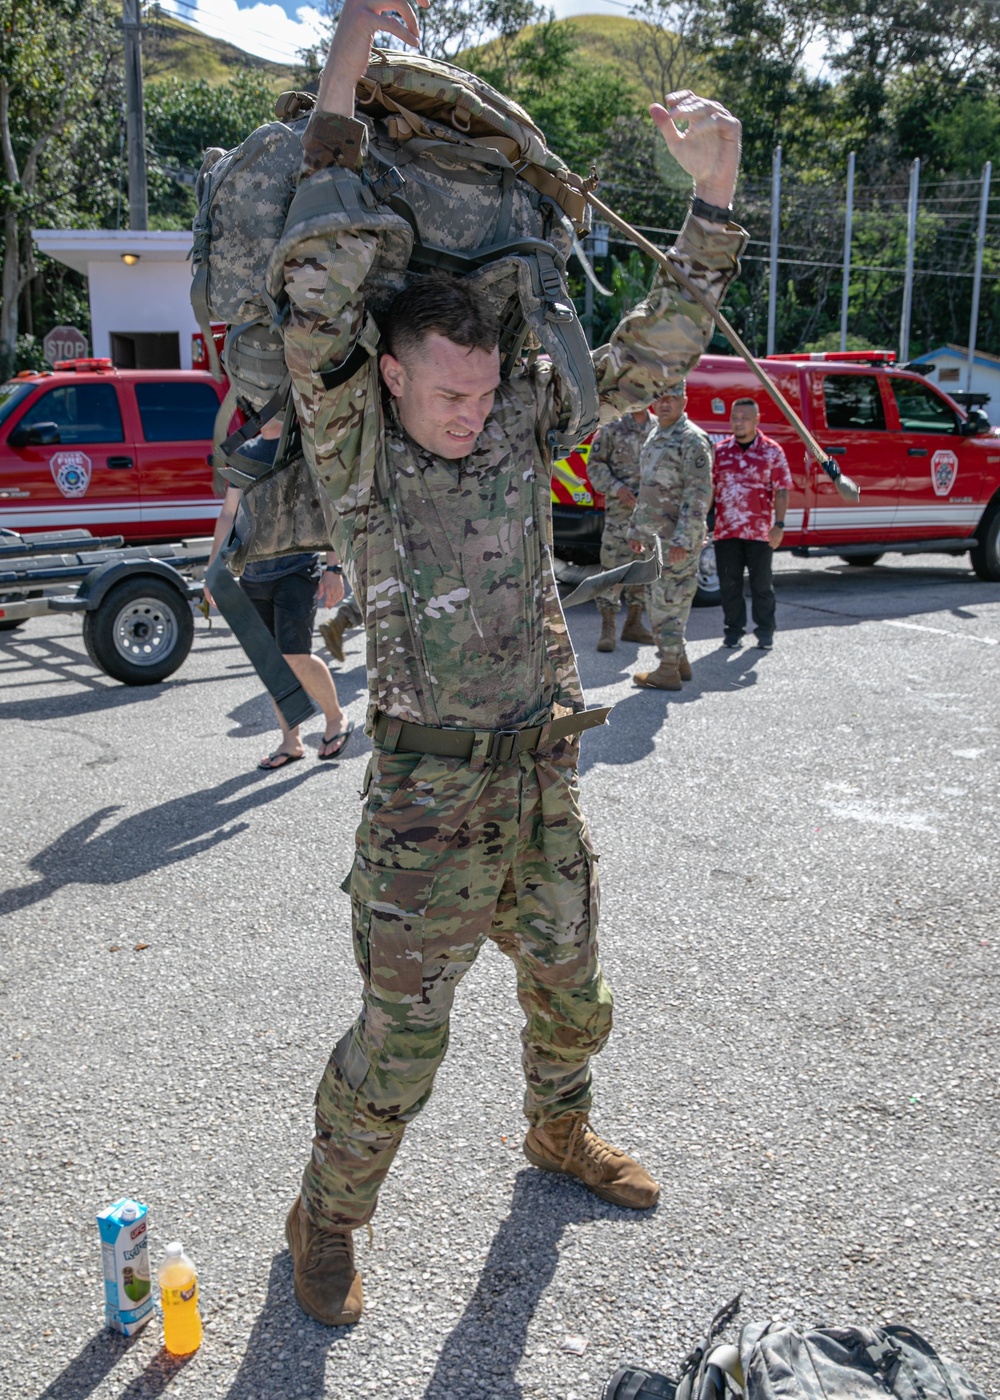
[365,165,406,202]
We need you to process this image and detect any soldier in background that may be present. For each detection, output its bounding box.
[319,594,362,663]
[586,408,655,652]
[628,381,714,690]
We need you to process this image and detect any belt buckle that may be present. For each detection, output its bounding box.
[488,728,520,765]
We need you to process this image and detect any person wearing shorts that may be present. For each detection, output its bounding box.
[207,434,355,769]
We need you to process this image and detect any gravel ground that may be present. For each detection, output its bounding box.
[0,551,997,1400]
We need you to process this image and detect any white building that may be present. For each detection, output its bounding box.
[909,344,1000,425]
[32,228,200,370]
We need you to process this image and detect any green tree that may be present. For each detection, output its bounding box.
[0,0,123,375]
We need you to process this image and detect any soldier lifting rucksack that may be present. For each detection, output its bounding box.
[190,51,603,531]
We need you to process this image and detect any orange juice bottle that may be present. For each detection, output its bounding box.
[158,1241,203,1355]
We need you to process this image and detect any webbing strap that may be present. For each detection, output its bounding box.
[205,548,315,731]
[372,706,611,760]
[561,537,664,608]
[319,340,370,390]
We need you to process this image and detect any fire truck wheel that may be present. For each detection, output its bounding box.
[693,541,721,607]
[970,502,1000,581]
[839,553,884,567]
[83,576,194,685]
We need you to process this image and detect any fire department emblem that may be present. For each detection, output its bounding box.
[930,450,958,497]
[50,450,92,498]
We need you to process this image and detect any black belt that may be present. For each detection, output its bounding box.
[372,707,611,763]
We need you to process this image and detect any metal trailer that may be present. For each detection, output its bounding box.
[0,528,211,685]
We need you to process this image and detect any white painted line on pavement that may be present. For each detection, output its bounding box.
[880,619,999,645]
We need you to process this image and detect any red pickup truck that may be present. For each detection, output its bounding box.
[0,358,227,544]
[551,350,1000,588]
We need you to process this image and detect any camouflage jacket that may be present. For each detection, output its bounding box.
[282,116,747,732]
[629,413,714,555]
[586,412,653,513]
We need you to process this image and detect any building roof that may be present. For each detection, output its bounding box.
[910,343,1000,370]
[32,228,192,277]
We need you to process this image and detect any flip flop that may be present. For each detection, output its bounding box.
[317,719,355,761]
[258,749,306,771]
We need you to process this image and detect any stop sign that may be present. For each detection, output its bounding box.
[43,325,89,364]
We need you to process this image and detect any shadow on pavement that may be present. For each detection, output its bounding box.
[423,1168,647,1400]
[224,1251,346,1400]
[35,1331,195,1399]
[0,768,321,917]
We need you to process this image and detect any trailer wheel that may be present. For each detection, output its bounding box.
[970,502,1000,581]
[83,576,193,685]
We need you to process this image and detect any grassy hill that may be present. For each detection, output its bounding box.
[142,6,300,89]
[459,13,707,107]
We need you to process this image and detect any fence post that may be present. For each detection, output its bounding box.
[966,161,992,392]
[839,151,855,352]
[898,157,920,364]
[767,145,782,356]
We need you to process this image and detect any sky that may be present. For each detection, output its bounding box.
[155,0,634,69]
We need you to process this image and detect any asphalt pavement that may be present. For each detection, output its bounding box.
[1,551,997,1400]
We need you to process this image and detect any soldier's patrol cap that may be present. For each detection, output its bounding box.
[661,380,686,397]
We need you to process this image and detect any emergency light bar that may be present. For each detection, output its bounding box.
[52,357,115,372]
[767,350,897,365]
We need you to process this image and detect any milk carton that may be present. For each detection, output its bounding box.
[96,1198,153,1335]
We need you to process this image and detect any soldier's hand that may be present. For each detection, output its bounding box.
[319,0,427,116]
[629,539,646,555]
[617,486,637,507]
[650,92,741,212]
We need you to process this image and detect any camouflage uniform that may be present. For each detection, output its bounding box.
[629,414,714,663]
[586,413,653,613]
[282,112,747,1230]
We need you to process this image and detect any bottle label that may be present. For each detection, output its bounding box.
[162,1280,199,1308]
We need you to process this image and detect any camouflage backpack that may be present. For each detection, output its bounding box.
[189,50,600,562]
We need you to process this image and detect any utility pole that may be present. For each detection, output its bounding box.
[122,0,148,231]
[967,161,992,392]
[839,152,855,352]
[766,146,782,357]
[898,158,919,365]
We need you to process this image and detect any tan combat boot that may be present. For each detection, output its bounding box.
[524,1113,660,1209]
[285,1195,363,1326]
[596,606,617,652]
[318,614,346,663]
[620,603,654,644]
[678,648,692,682]
[633,659,682,690]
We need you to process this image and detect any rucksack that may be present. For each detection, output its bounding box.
[188,49,601,562]
[603,1298,989,1400]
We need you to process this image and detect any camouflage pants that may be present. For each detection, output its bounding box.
[596,504,649,613]
[649,551,700,661]
[302,740,613,1230]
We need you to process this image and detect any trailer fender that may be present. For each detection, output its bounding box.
[76,558,197,610]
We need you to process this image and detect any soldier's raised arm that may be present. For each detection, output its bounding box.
[594,93,747,417]
[278,0,425,514]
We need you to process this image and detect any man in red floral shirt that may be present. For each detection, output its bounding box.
[712,397,792,649]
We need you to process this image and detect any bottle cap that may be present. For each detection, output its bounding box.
[164,1241,184,1257]
[120,1201,138,1221]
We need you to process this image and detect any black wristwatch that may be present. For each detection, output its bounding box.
[774,521,786,530]
[324,564,343,574]
[691,195,734,224]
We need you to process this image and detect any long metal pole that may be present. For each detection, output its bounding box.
[584,188,861,503]
[123,0,148,231]
[839,151,855,352]
[767,145,782,356]
[899,157,919,364]
[966,161,992,392]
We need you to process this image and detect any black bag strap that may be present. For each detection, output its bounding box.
[205,538,315,732]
